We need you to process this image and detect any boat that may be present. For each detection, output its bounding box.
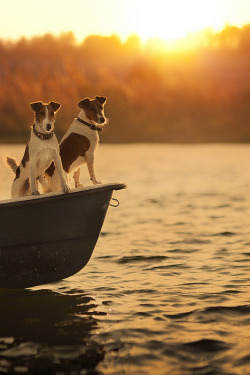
[0,182,126,289]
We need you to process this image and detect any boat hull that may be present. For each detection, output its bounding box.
[0,183,126,288]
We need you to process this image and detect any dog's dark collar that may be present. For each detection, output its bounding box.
[33,124,54,140]
[77,117,103,132]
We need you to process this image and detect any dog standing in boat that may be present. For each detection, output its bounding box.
[42,96,108,192]
[7,101,70,198]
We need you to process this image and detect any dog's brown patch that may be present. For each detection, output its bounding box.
[47,105,56,122]
[30,102,43,113]
[78,97,106,123]
[20,179,30,196]
[46,162,55,177]
[48,102,60,122]
[60,133,90,173]
[30,102,46,124]
[95,96,107,105]
[84,107,98,122]
[30,101,60,124]
[21,145,29,168]
[14,166,20,181]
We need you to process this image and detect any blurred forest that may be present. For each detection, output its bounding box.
[1,25,250,143]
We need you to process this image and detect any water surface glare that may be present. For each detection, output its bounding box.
[0,143,250,374]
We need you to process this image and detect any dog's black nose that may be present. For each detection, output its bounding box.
[100,117,105,123]
[46,124,52,131]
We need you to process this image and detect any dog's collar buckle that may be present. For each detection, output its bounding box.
[33,125,54,140]
[77,117,103,132]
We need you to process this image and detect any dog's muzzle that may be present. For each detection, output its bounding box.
[46,124,52,131]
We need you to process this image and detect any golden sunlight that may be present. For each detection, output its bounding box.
[128,0,228,43]
[0,0,249,49]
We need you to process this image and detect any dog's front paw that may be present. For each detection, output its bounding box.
[92,179,102,185]
[75,182,84,188]
[32,190,40,196]
[63,184,71,193]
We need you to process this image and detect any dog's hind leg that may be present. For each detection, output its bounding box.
[20,179,30,196]
[11,178,30,198]
[73,168,83,188]
[38,175,52,193]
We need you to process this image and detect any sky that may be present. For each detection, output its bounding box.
[0,0,250,43]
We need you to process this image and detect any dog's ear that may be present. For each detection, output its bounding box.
[95,96,107,105]
[78,98,90,109]
[49,101,61,112]
[30,102,43,112]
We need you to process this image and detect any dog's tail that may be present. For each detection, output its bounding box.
[6,157,18,174]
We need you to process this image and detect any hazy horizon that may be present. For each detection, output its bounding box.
[1,24,250,143]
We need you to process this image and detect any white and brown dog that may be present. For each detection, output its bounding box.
[43,96,108,191]
[7,101,70,198]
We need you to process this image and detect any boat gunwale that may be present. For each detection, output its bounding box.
[0,182,127,208]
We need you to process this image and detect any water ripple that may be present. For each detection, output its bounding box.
[117,255,169,264]
[182,338,230,353]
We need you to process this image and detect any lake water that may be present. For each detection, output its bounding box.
[0,143,250,375]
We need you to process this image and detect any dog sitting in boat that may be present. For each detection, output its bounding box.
[42,96,108,192]
[7,101,70,198]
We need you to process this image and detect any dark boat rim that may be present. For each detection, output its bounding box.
[0,182,127,208]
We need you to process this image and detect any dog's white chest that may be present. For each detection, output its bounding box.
[36,148,54,170]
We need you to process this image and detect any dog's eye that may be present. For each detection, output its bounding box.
[100,105,103,110]
[40,111,45,116]
[50,111,54,116]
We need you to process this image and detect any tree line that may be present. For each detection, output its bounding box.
[1,25,250,143]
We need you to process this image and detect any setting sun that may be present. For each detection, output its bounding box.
[123,0,226,42]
